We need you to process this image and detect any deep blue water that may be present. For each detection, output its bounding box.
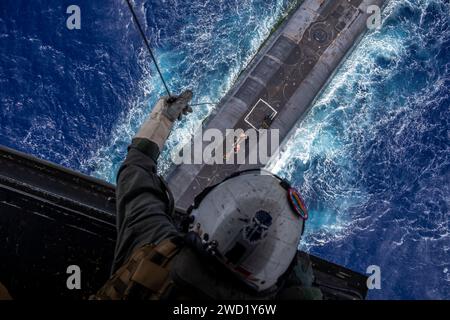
[1,0,449,299]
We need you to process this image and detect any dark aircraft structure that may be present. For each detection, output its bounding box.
[0,145,367,299]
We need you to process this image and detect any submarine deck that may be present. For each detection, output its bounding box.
[167,0,385,211]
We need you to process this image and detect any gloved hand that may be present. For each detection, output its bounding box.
[135,90,193,151]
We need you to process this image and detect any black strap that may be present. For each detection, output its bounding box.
[128,138,160,163]
[158,175,176,217]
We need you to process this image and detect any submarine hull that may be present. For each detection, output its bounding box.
[167,0,386,211]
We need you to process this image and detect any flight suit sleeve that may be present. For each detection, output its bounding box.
[111,139,180,272]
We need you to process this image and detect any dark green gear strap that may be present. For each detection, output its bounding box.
[129,138,160,163]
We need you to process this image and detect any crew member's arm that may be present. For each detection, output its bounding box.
[112,91,193,272]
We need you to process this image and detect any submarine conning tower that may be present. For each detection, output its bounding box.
[167,0,386,211]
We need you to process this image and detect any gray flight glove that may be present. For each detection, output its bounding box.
[134,90,193,151]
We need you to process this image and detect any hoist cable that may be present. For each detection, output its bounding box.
[125,0,172,97]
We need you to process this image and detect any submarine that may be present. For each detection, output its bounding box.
[168,0,386,211]
[0,0,386,299]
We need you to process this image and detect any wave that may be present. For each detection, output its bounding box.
[87,0,295,181]
[268,0,450,299]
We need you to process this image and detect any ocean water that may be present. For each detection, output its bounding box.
[1,0,449,299]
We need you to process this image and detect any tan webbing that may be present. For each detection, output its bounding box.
[91,238,180,300]
[0,281,12,300]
